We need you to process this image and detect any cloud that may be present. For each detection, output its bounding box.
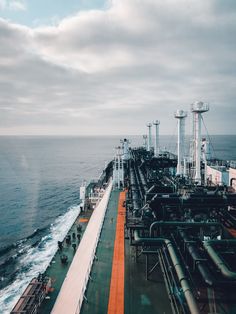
[9,0,26,11]
[0,0,236,135]
[0,0,26,11]
[0,0,6,9]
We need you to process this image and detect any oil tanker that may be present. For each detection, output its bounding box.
[11,102,236,314]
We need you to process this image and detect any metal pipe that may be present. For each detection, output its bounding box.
[230,178,236,187]
[153,120,160,157]
[174,110,187,175]
[133,164,144,203]
[195,112,201,183]
[130,167,141,211]
[138,167,148,193]
[204,239,236,246]
[149,193,236,210]
[147,185,156,194]
[178,230,215,286]
[203,240,236,280]
[149,221,221,237]
[183,157,187,177]
[133,230,200,314]
[146,123,152,152]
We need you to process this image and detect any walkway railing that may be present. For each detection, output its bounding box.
[51,180,113,314]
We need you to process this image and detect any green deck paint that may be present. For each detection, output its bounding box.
[81,191,120,314]
[38,208,93,314]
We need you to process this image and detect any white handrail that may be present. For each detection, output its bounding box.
[51,180,113,314]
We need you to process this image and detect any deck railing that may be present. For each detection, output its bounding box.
[51,180,113,314]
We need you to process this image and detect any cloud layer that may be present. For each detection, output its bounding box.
[0,0,236,135]
[0,0,26,11]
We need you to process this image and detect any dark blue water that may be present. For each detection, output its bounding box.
[0,135,235,312]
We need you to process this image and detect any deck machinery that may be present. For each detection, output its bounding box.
[124,147,236,314]
[121,105,236,314]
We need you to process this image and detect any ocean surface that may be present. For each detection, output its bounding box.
[0,135,236,313]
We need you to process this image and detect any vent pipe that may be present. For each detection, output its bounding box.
[174,110,187,175]
[191,101,209,184]
[146,123,152,152]
[153,120,160,157]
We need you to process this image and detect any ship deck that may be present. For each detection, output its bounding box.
[38,207,93,314]
[39,189,172,314]
[81,190,172,314]
[80,190,120,314]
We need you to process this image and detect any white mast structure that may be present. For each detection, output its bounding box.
[143,135,148,150]
[174,110,187,175]
[153,120,160,157]
[146,123,152,152]
[191,101,209,184]
[121,138,130,161]
[113,146,124,189]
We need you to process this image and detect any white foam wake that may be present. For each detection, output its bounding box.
[0,204,81,314]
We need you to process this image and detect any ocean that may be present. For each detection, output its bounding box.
[0,135,236,313]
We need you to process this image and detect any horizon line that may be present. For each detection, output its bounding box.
[0,133,235,137]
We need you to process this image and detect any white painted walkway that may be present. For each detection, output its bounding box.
[51,181,113,314]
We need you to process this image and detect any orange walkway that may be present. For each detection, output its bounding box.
[107,191,126,314]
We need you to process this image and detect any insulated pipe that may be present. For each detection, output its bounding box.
[149,221,221,237]
[130,158,144,211]
[133,230,200,314]
[133,163,144,201]
[178,230,215,286]
[203,240,236,280]
[138,167,148,193]
[130,167,141,211]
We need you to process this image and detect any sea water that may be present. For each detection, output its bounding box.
[0,135,235,313]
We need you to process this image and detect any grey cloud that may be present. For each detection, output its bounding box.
[0,1,236,135]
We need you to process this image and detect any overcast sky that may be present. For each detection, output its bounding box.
[0,0,235,135]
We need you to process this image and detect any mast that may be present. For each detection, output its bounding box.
[191,101,209,184]
[174,110,187,175]
[113,146,124,189]
[153,120,160,157]
[146,123,152,152]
